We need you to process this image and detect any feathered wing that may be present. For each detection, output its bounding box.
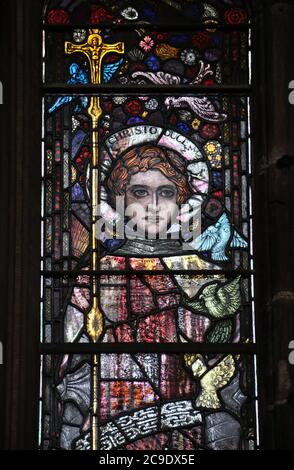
[206,318,233,343]
[132,70,181,85]
[194,227,217,252]
[230,230,248,249]
[211,250,229,262]
[183,96,227,122]
[216,275,241,316]
[48,95,73,113]
[195,355,236,408]
[183,297,209,314]
[103,59,123,83]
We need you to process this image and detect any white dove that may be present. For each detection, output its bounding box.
[164,96,227,123]
[184,353,237,409]
[131,60,227,123]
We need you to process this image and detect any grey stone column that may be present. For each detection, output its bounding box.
[0,0,42,449]
[254,0,294,449]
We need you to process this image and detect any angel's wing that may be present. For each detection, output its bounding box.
[103,59,123,83]
[216,275,241,316]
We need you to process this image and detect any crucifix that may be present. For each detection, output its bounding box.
[65,29,124,450]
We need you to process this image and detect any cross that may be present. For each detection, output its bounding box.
[65,29,124,85]
[65,31,124,450]
[65,29,124,341]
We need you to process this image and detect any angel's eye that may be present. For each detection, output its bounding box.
[132,189,149,199]
[158,188,176,199]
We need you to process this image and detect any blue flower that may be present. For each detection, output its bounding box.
[127,117,144,125]
[176,122,191,134]
[146,54,160,71]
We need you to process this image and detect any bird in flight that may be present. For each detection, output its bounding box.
[48,63,89,114]
[183,275,242,319]
[190,212,248,261]
[184,353,237,409]
[164,96,227,123]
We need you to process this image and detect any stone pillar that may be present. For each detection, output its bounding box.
[0,0,42,449]
[254,0,294,449]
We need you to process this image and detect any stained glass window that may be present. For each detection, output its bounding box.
[40,0,258,450]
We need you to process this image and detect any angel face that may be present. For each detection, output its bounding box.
[106,144,192,239]
[125,170,179,238]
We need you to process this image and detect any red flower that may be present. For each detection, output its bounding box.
[192,32,211,50]
[224,8,248,25]
[204,78,215,86]
[151,31,168,41]
[90,6,113,23]
[47,9,70,25]
[124,100,143,116]
[200,124,220,139]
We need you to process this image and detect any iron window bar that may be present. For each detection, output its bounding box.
[43,23,251,33]
[41,269,255,277]
[40,343,257,354]
[42,84,252,94]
